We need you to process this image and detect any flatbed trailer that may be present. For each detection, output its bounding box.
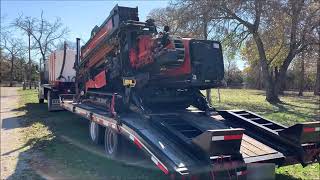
[36,5,319,179]
[59,94,320,179]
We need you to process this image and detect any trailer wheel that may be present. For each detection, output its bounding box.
[38,87,44,103]
[39,98,44,103]
[47,90,53,112]
[104,127,121,158]
[89,121,104,144]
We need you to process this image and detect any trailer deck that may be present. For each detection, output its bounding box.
[58,97,320,178]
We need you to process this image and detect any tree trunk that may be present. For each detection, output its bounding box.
[315,57,320,95]
[277,69,284,96]
[39,58,42,72]
[253,33,280,103]
[279,84,285,95]
[257,66,262,90]
[274,67,285,95]
[298,53,305,96]
[314,29,320,95]
[10,56,14,87]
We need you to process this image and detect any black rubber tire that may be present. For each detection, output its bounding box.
[47,90,53,112]
[39,98,44,103]
[104,127,122,158]
[89,121,104,144]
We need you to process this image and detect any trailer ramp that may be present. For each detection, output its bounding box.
[219,110,320,166]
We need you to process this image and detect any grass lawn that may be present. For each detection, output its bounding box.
[210,89,319,125]
[17,88,319,179]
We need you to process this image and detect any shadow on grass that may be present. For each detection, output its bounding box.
[5,97,168,179]
[279,101,319,111]
[215,96,318,125]
[251,90,317,98]
[276,174,301,180]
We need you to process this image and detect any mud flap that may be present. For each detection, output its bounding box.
[192,128,244,156]
[279,122,320,144]
[279,122,320,165]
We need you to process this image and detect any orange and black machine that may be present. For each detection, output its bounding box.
[64,5,319,179]
[75,5,224,114]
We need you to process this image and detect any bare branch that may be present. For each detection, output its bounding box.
[14,11,68,62]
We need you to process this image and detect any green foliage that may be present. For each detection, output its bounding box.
[224,62,243,86]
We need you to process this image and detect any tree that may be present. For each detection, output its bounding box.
[192,0,319,103]
[1,34,24,86]
[225,62,243,87]
[298,52,305,96]
[170,0,223,105]
[226,0,320,102]
[224,57,237,86]
[148,7,186,36]
[14,12,68,75]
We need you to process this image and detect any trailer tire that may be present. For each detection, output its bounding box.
[89,121,104,144]
[104,127,121,158]
[38,87,44,103]
[47,90,53,112]
[39,98,44,103]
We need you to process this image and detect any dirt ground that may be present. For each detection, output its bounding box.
[0,87,70,180]
[0,87,30,179]
[0,87,157,180]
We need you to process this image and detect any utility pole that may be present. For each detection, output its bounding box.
[28,23,32,89]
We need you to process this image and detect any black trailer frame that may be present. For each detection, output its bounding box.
[59,95,320,179]
[60,97,248,178]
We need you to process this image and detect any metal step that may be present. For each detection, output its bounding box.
[249,118,261,121]
[261,123,273,126]
[227,111,285,133]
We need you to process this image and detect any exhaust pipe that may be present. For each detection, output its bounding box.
[76,38,81,67]
[75,38,81,97]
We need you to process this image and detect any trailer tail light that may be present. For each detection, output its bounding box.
[303,127,320,133]
[212,134,243,141]
[279,122,320,144]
